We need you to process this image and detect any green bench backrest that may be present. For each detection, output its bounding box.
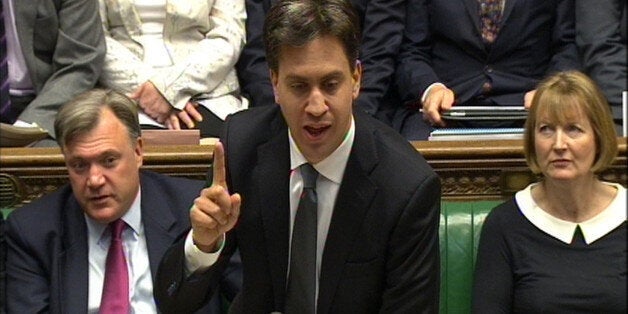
[439,200,500,314]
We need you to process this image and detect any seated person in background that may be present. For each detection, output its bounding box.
[395,0,580,140]
[236,0,405,125]
[0,0,105,145]
[4,89,240,313]
[472,71,626,313]
[98,0,247,138]
[576,0,627,133]
[154,0,441,312]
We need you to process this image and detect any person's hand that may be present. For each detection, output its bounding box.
[178,102,204,129]
[524,90,536,109]
[129,82,173,123]
[422,85,455,127]
[164,102,204,130]
[190,142,241,253]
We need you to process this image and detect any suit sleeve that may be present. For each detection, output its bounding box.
[235,0,275,108]
[472,205,514,314]
[19,0,105,137]
[547,0,580,73]
[380,173,441,313]
[5,215,50,312]
[354,0,405,116]
[576,0,626,113]
[155,229,239,314]
[394,0,440,106]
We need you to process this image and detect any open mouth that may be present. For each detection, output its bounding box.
[304,125,330,139]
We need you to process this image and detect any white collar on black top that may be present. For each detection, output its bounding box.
[516,183,626,244]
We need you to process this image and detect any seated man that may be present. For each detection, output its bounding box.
[394,0,580,140]
[4,89,239,312]
[0,0,105,146]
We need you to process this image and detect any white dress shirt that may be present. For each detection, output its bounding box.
[86,188,157,313]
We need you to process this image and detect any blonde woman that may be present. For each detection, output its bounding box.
[473,71,626,313]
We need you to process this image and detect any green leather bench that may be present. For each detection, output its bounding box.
[439,200,499,314]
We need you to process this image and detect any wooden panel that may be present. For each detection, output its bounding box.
[1,138,626,208]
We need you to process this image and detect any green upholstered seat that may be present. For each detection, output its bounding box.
[439,201,499,314]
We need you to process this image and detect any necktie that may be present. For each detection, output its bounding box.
[0,1,12,122]
[478,0,503,43]
[285,163,319,314]
[100,219,130,314]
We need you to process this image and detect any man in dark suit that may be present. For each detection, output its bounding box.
[0,0,105,142]
[236,0,405,125]
[394,0,580,140]
[4,89,239,312]
[576,0,627,132]
[155,0,441,313]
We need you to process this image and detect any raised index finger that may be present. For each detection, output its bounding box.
[212,141,228,189]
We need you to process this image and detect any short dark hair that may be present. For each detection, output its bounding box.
[524,71,618,174]
[55,89,141,148]
[263,0,361,73]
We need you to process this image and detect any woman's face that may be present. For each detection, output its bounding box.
[533,107,597,182]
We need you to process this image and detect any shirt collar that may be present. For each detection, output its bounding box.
[289,117,355,184]
[516,183,626,244]
[86,187,143,241]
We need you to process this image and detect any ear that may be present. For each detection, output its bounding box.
[270,69,280,104]
[352,60,362,99]
[135,137,144,168]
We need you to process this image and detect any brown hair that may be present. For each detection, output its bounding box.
[524,71,618,174]
[263,0,361,73]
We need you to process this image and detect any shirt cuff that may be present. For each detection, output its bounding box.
[421,82,447,104]
[184,230,225,275]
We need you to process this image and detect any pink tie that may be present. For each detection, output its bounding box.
[100,219,130,314]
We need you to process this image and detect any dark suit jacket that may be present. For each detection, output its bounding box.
[576,0,627,124]
[395,0,580,107]
[156,105,442,313]
[236,0,405,122]
[4,171,234,313]
[12,0,105,136]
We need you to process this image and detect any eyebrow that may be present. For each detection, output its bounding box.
[284,70,345,82]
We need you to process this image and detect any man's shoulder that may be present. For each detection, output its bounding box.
[5,184,75,231]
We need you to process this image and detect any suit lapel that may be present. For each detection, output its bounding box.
[256,130,291,308]
[58,198,90,312]
[108,0,142,37]
[499,0,517,31]
[461,0,482,39]
[317,114,378,313]
[139,174,180,280]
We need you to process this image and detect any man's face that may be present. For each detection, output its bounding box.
[63,108,143,224]
[271,35,361,163]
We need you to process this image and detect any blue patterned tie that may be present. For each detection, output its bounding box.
[0,1,12,122]
[285,163,318,314]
